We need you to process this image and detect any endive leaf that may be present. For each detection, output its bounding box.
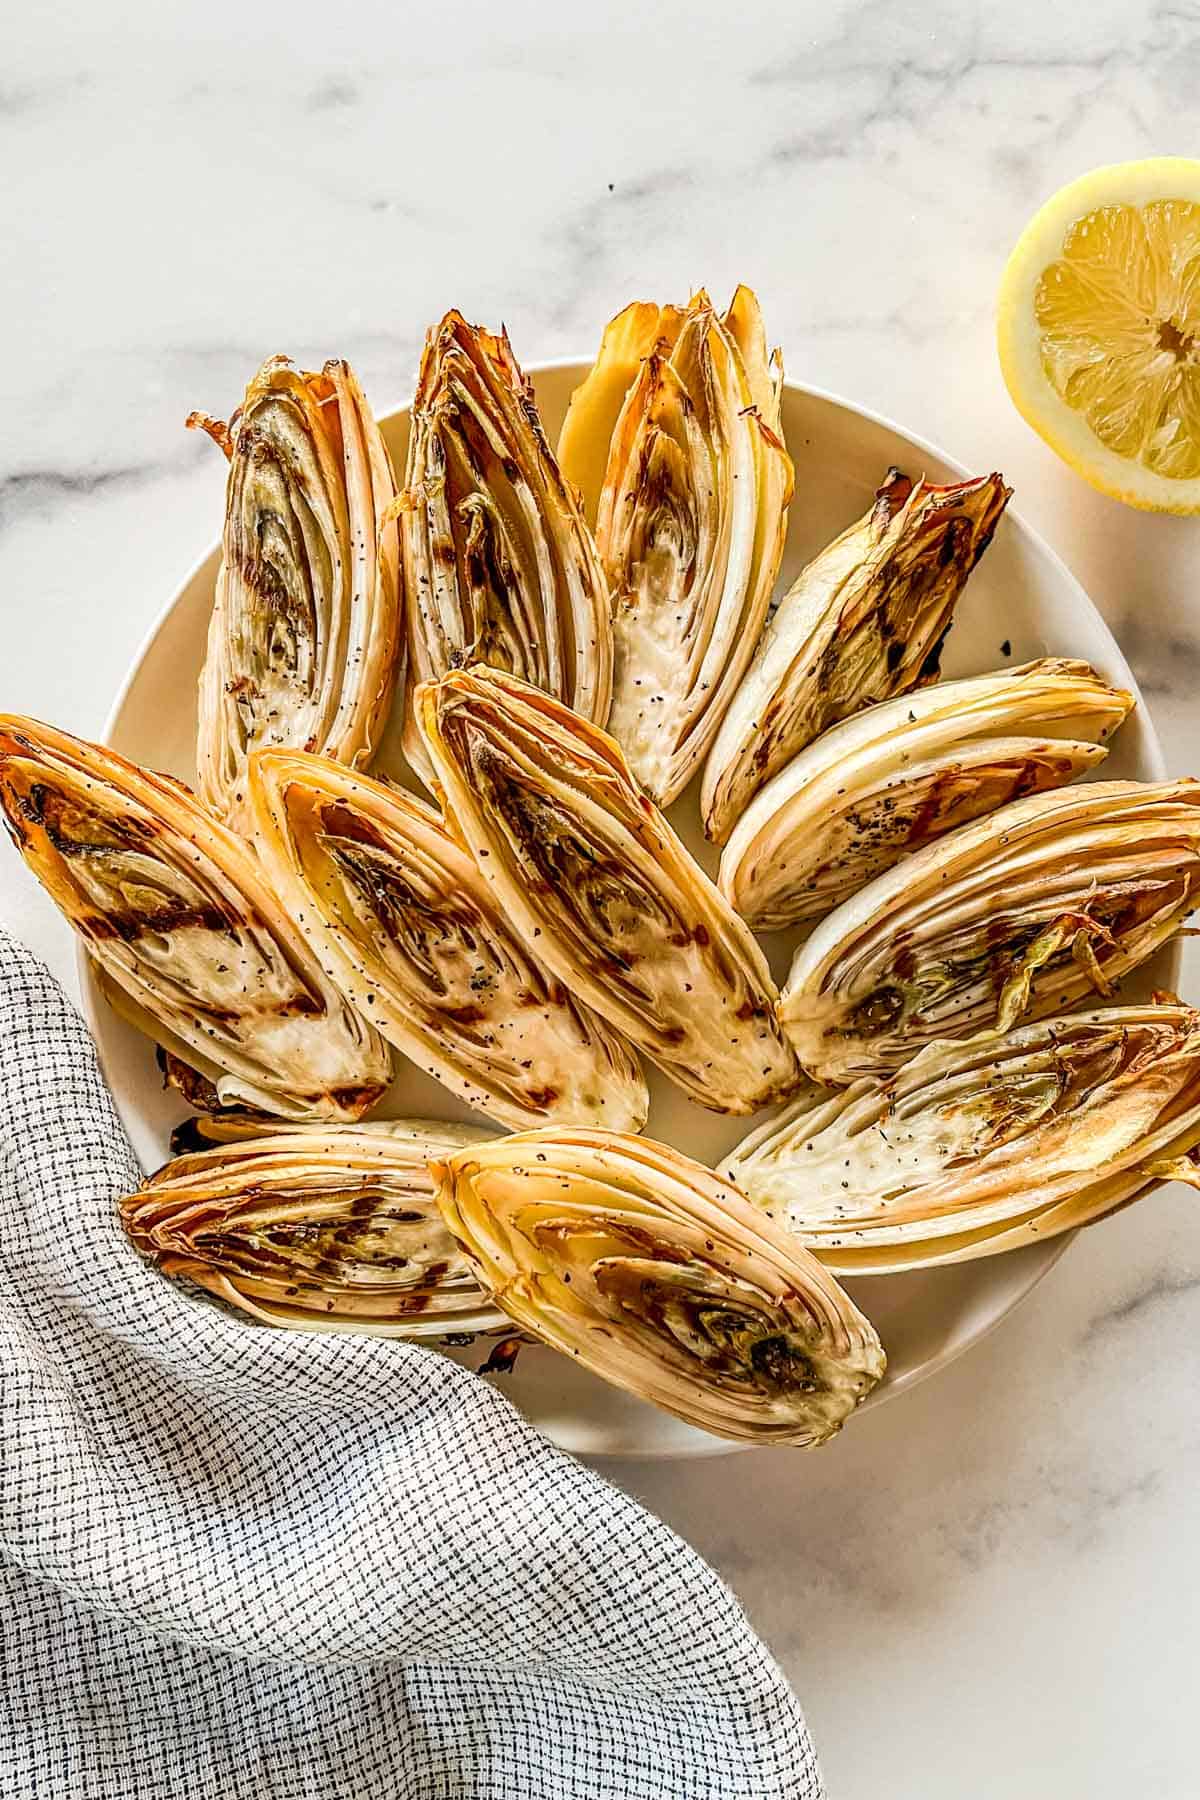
[723,1005,1200,1271]
[249,748,648,1132]
[168,1113,435,1153]
[190,356,402,832]
[416,665,800,1114]
[1141,1152,1200,1189]
[702,467,1012,842]
[720,659,1134,929]
[0,717,391,1119]
[434,1126,885,1444]
[122,1124,506,1338]
[557,299,687,526]
[779,778,1200,1083]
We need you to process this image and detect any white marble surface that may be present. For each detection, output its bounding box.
[3,2,1199,1793]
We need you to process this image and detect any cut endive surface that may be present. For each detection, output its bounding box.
[249,748,648,1132]
[400,310,612,786]
[122,1124,506,1337]
[189,356,401,832]
[723,1005,1200,1272]
[434,1127,885,1444]
[416,665,800,1113]
[558,287,793,805]
[0,718,391,1119]
[720,659,1134,930]
[702,468,1012,842]
[779,778,1200,1083]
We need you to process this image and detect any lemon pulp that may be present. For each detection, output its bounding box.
[998,160,1200,510]
[1035,199,1200,479]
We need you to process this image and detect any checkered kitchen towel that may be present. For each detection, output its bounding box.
[0,928,821,1799]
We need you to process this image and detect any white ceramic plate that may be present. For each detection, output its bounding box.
[82,366,1173,1460]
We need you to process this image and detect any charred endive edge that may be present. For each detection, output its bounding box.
[557,287,793,806]
[169,1113,438,1153]
[722,1005,1200,1273]
[434,1127,885,1444]
[720,659,1135,930]
[248,748,648,1132]
[0,718,391,1119]
[416,666,800,1114]
[701,467,1012,843]
[399,311,612,788]
[121,1124,507,1338]
[779,778,1200,1084]
[189,356,402,832]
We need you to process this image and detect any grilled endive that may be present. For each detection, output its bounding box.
[122,1124,506,1336]
[558,287,793,805]
[721,659,1134,929]
[249,748,648,1132]
[416,666,799,1113]
[780,778,1200,1083]
[702,468,1012,842]
[723,1005,1200,1272]
[0,718,390,1118]
[400,311,612,786]
[434,1127,885,1444]
[189,356,401,831]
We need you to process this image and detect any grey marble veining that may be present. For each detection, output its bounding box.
[2,2,1199,1793]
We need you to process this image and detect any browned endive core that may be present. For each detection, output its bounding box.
[0,716,390,1119]
[556,286,792,806]
[399,311,612,786]
[248,749,648,1131]
[121,1126,505,1338]
[718,660,1134,931]
[189,355,402,831]
[780,778,1200,1083]
[433,1126,885,1443]
[701,467,1012,842]
[415,666,800,1113]
[723,1004,1200,1272]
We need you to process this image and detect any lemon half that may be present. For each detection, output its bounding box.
[998,158,1200,513]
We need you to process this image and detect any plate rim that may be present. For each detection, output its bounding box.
[81,366,1170,1460]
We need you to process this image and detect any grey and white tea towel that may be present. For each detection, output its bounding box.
[0,927,821,1799]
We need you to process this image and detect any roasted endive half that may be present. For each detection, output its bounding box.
[0,718,390,1119]
[434,1128,885,1444]
[121,1124,506,1337]
[780,778,1200,1083]
[189,355,401,831]
[721,659,1135,929]
[400,310,612,786]
[701,467,1012,842]
[557,287,793,805]
[248,749,648,1132]
[417,666,799,1113]
[723,1005,1200,1272]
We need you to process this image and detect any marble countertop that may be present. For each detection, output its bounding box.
[4,2,1198,1793]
